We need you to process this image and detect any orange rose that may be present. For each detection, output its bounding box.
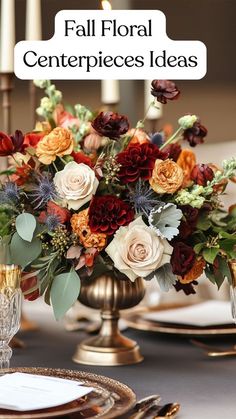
[128,128,150,146]
[179,258,206,284]
[177,149,196,188]
[71,209,107,251]
[36,127,74,165]
[149,159,184,194]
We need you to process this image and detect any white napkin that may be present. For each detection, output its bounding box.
[143,300,234,327]
[0,372,93,411]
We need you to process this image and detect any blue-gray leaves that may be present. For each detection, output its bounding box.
[153,264,176,291]
[148,203,183,240]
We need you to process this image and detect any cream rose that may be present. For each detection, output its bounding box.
[106,217,173,281]
[53,161,98,210]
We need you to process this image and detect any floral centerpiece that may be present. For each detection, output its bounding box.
[0,79,236,323]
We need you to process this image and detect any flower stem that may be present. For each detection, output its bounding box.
[160,127,183,150]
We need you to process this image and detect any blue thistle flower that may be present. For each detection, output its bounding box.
[30,176,58,209]
[128,180,164,216]
[45,214,61,231]
[0,182,19,204]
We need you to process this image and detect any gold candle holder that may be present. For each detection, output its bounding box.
[0,264,22,370]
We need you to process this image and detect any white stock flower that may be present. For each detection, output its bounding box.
[106,217,173,281]
[178,114,198,129]
[53,161,98,210]
[33,80,47,88]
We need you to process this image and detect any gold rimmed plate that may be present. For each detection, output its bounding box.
[124,303,236,337]
[0,368,136,419]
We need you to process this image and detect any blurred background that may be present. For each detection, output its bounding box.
[0,0,235,303]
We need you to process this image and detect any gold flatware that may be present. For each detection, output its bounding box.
[191,339,236,357]
[121,394,161,418]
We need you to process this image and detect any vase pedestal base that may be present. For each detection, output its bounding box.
[73,334,143,366]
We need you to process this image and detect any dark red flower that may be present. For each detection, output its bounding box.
[171,242,196,276]
[174,280,198,295]
[116,142,168,184]
[23,132,45,148]
[92,111,129,140]
[72,151,93,168]
[178,205,199,239]
[88,195,134,236]
[163,143,182,162]
[151,80,180,104]
[0,130,24,156]
[183,122,207,147]
[0,132,14,156]
[191,164,214,186]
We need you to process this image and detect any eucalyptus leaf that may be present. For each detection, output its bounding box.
[50,269,81,320]
[151,264,176,292]
[10,232,42,269]
[15,213,36,242]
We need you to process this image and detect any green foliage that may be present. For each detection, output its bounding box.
[0,209,11,237]
[202,247,219,264]
[196,213,212,231]
[50,269,81,320]
[10,232,42,269]
[15,213,36,242]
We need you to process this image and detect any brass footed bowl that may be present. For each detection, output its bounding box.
[74,273,145,366]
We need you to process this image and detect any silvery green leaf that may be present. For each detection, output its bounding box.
[153,264,177,291]
[10,232,42,269]
[51,269,81,320]
[15,213,36,242]
[148,203,183,240]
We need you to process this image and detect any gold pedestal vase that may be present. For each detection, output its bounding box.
[0,264,22,370]
[73,274,145,366]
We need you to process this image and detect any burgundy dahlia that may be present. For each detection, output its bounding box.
[0,130,24,156]
[151,80,180,104]
[88,195,134,236]
[171,242,196,276]
[183,122,207,147]
[191,164,214,186]
[116,142,168,184]
[163,143,182,162]
[91,111,129,140]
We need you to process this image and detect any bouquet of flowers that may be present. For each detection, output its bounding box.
[0,79,236,319]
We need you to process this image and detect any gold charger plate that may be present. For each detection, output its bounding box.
[124,303,236,337]
[0,368,136,419]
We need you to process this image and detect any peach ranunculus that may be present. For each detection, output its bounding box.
[179,257,205,284]
[149,159,184,194]
[36,127,74,164]
[176,149,197,188]
[54,104,80,129]
[53,161,99,210]
[71,209,107,250]
[106,217,173,282]
[128,128,150,146]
